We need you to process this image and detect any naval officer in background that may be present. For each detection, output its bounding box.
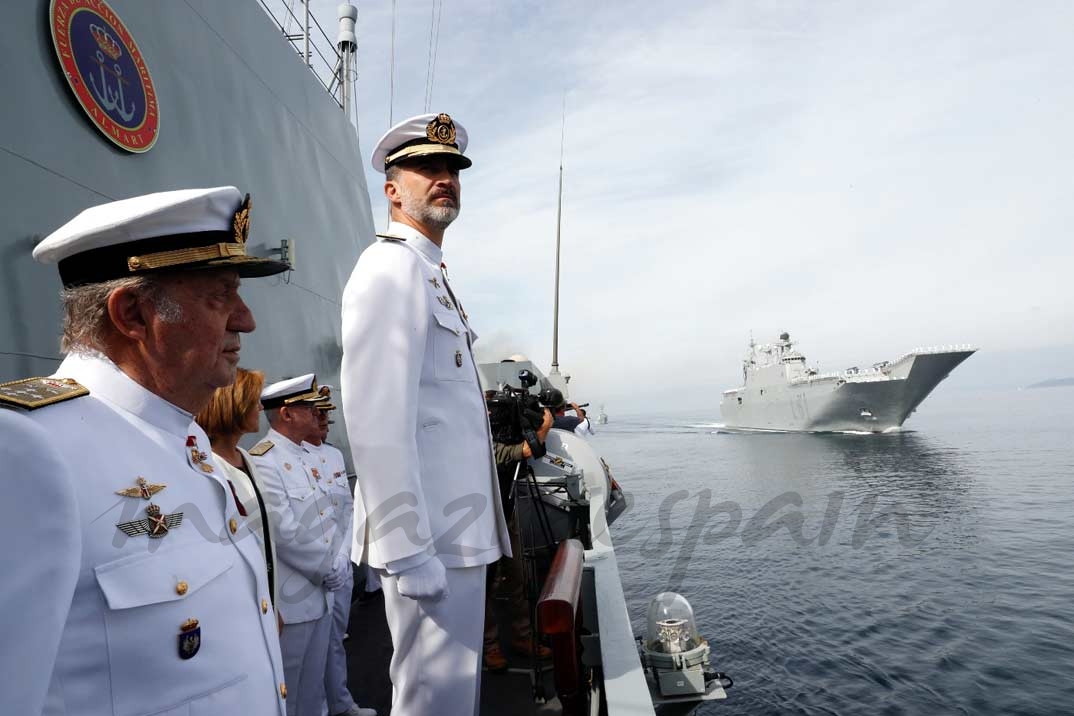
[302,388,377,716]
[340,112,510,716]
[0,187,290,714]
[250,374,349,716]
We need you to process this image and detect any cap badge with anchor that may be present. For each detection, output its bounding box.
[32,186,291,287]
[371,111,472,173]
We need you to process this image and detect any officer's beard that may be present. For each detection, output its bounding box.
[399,184,459,230]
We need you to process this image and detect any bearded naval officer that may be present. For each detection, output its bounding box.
[250,374,349,716]
[340,113,510,716]
[0,187,290,715]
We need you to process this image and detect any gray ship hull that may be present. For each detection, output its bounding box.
[0,0,373,459]
[721,349,975,433]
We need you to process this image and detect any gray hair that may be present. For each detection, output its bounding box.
[61,275,184,354]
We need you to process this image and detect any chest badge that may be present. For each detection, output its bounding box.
[116,503,183,539]
[284,462,292,471]
[178,619,201,660]
[428,277,441,289]
[115,476,166,500]
[437,295,455,311]
[455,350,463,368]
[311,468,321,480]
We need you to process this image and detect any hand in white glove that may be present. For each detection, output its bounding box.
[322,554,348,592]
[395,557,448,602]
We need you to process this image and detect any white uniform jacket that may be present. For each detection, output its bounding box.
[249,429,343,624]
[3,353,286,716]
[340,222,510,570]
[303,441,355,570]
[0,411,80,716]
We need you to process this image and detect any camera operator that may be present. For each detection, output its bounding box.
[543,388,594,436]
[482,379,554,670]
[492,400,553,489]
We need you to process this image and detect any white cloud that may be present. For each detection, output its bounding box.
[309,0,1074,412]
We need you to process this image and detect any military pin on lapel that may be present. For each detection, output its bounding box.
[116,476,166,500]
[116,503,184,539]
[186,436,214,473]
[437,295,454,311]
[428,277,441,289]
[179,618,201,660]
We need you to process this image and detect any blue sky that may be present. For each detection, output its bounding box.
[303,0,1073,411]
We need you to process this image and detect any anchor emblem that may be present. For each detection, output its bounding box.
[87,24,136,123]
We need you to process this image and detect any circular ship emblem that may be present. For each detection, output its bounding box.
[50,0,160,153]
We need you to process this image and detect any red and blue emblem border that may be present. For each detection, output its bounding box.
[50,0,160,153]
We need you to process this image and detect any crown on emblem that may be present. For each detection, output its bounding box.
[426,113,457,146]
[89,24,122,61]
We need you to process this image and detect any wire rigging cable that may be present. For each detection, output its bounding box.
[389,0,396,126]
[424,0,444,112]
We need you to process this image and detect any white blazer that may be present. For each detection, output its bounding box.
[340,222,509,570]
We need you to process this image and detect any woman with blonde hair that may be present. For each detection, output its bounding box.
[196,367,279,620]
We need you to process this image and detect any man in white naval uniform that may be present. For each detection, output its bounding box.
[0,187,290,715]
[304,389,376,716]
[341,113,510,716]
[250,374,349,716]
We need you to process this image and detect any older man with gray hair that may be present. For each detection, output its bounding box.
[0,187,291,715]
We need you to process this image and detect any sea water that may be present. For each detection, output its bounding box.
[597,386,1074,715]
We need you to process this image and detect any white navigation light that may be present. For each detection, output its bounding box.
[646,592,700,654]
[641,592,712,697]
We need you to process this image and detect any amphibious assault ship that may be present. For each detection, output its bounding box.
[720,333,975,433]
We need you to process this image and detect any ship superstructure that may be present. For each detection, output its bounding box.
[720,333,975,432]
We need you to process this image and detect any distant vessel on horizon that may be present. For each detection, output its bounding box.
[719,333,976,433]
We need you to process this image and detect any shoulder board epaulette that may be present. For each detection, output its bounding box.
[249,440,275,456]
[375,233,407,242]
[0,377,88,410]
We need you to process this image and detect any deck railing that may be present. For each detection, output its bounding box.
[255,0,345,107]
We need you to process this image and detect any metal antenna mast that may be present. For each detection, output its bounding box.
[550,98,566,375]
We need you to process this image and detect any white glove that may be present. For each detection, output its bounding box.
[395,557,448,602]
[322,554,348,592]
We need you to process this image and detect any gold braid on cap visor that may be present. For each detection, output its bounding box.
[127,242,246,271]
[384,143,463,167]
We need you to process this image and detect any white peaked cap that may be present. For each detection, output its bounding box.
[34,186,289,286]
[371,112,471,173]
[261,373,322,409]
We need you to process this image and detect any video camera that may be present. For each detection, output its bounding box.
[486,369,548,459]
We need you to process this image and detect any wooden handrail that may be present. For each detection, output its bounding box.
[538,538,585,714]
